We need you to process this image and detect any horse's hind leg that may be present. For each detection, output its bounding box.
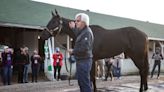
[90,61,97,92]
[131,57,148,92]
[143,56,148,91]
[139,68,145,92]
[141,54,149,91]
[138,61,148,92]
[139,68,148,92]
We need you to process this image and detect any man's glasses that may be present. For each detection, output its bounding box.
[75,20,81,22]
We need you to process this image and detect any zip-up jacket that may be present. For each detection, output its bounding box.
[73,26,94,59]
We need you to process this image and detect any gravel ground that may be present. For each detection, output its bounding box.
[0,75,164,92]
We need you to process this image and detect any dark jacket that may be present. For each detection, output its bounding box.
[31,55,41,67]
[24,54,30,65]
[73,26,94,59]
[13,51,26,65]
[1,52,13,66]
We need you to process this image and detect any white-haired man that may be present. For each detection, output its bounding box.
[69,13,94,92]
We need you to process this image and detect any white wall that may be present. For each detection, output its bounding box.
[121,59,164,75]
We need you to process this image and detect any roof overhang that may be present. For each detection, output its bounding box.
[0,22,44,30]
[148,37,164,41]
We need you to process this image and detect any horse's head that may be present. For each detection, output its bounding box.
[41,10,63,40]
[41,10,76,40]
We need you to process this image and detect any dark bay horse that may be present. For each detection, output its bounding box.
[41,10,149,92]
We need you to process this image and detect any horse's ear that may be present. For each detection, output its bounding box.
[51,11,55,17]
[55,9,60,17]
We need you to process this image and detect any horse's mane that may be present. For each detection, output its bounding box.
[90,25,103,28]
[90,25,109,32]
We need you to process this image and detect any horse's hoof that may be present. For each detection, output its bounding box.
[140,88,143,92]
[144,87,148,91]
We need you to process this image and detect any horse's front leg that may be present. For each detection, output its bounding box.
[90,61,97,92]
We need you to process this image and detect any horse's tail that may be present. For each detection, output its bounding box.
[144,38,149,76]
[143,37,149,90]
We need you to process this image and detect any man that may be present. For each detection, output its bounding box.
[151,47,163,79]
[69,13,94,92]
[23,47,30,83]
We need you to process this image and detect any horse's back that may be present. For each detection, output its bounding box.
[90,25,148,60]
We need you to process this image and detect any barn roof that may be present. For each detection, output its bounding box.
[0,0,164,40]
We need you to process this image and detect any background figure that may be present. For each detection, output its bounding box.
[23,47,30,83]
[1,47,13,85]
[52,47,63,81]
[14,48,26,83]
[151,47,163,79]
[14,48,25,83]
[96,59,105,79]
[104,58,113,81]
[31,50,41,82]
[113,53,124,79]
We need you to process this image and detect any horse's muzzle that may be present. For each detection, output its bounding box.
[40,28,52,40]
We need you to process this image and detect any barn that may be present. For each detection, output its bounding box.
[0,0,164,79]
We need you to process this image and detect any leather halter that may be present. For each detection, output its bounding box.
[45,18,63,36]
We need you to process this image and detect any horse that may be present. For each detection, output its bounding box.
[41,10,149,92]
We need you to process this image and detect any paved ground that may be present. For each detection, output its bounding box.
[0,74,164,92]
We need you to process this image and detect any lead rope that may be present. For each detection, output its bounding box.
[54,19,73,86]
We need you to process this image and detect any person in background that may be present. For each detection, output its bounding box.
[31,50,41,82]
[96,59,105,80]
[14,48,25,83]
[151,47,163,79]
[68,13,94,92]
[1,46,13,85]
[113,53,124,79]
[23,47,30,83]
[52,47,63,81]
[104,58,114,81]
